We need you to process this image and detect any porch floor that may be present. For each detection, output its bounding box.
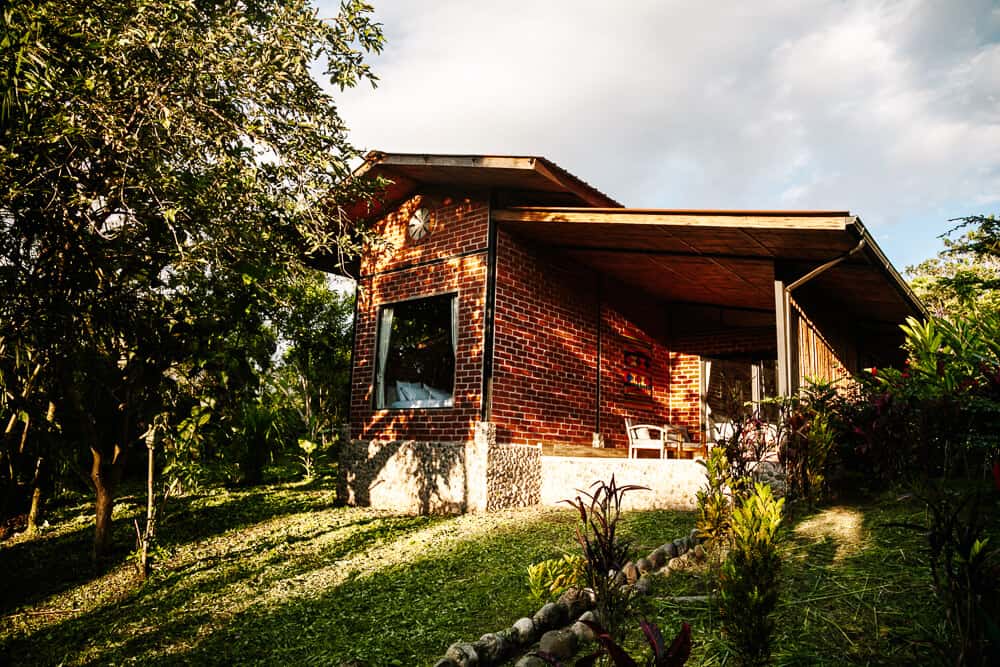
[539,443,694,459]
[541,443,626,458]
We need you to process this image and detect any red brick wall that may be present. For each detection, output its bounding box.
[350,191,489,442]
[599,323,777,448]
[671,327,776,358]
[362,190,490,275]
[490,236,724,450]
[598,285,674,449]
[350,191,780,448]
[667,352,702,441]
[490,230,600,446]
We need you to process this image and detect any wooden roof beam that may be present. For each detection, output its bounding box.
[495,207,853,230]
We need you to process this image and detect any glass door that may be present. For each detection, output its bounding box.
[701,356,777,442]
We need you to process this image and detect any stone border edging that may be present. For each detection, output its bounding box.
[433,528,705,667]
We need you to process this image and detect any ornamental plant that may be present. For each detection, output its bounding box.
[695,446,732,546]
[718,482,785,666]
[535,620,691,667]
[771,381,840,507]
[527,554,587,603]
[577,619,691,667]
[846,313,1000,485]
[563,476,648,643]
[712,381,778,501]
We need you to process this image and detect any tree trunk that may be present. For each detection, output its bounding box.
[26,456,46,534]
[0,455,14,524]
[137,436,156,579]
[245,434,264,486]
[93,470,115,565]
[2,363,43,522]
[1,414,21,523]
[90,445,125,567]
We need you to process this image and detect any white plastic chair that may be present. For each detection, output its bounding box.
[624,418,668,459]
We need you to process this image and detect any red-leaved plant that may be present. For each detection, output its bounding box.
[535,619,691,667]
[562,476,648,642]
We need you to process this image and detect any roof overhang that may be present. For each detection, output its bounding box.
[355,152,621,212]
[311,152,621,275]
[494,206,926,326]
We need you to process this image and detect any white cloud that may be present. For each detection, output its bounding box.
[324,0,1000,268]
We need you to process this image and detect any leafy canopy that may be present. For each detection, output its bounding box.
[908,216,1000,318]
[0,0,383,556]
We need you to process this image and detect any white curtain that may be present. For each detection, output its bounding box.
[703,359,713,440]
[703,359,712,404]
[450,296,459,360]
[376,307,394,408]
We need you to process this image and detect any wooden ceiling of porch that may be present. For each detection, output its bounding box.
[564,249,778,311]
[495,207,923,325]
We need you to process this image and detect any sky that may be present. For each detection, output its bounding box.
[322,0,1000,273]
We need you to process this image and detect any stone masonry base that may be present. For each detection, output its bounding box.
[339,422,707,514]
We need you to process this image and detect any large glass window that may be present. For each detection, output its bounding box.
[375,293,457,409]
[702,356,778,440]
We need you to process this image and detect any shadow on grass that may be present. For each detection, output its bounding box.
[2,512,440,665]
[131,517,579,666]
[0,510,135,616]
[2,507,691,666]
[155,480,337,548]
[0,479,339,616]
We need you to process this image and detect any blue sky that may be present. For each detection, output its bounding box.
[323,0,1000,273]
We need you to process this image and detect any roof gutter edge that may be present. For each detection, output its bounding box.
[847,216,929,320]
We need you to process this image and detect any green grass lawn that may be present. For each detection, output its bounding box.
[0,475,967,666]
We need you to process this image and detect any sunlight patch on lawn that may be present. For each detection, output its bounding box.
[793,506,865,563]
[146,506,569,661]
[5,501,571,665]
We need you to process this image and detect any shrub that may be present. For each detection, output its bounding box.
[563,476,647,642]
[696,446,732,546]
[845,315,1000,485]
[719,482,785,666]
[773,381,840,507]
[893,486,1000,665]
[527,554,586,603]
[717,404,778,498]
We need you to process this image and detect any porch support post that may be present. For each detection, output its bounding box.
[775,279,794,396]
[775,240,864,397]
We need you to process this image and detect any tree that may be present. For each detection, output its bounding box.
[862,215,1000,480]
[0,0,383,564]
[907,216,1000,319]
[272,272,355,457]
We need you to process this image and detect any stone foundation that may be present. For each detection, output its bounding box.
[337,439,473,514]
[339,421,708,514]
[339,422,542,514]
[487,443,542,511]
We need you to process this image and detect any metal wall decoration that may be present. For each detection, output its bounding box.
[623,348,653,398]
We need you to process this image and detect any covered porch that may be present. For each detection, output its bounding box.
[496,206,926,452]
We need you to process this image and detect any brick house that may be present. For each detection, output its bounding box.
[333,152,924,513]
